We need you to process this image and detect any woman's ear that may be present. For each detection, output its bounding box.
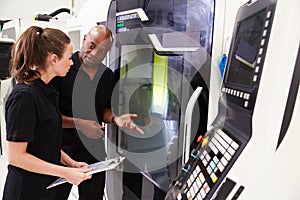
[49,53,59,66]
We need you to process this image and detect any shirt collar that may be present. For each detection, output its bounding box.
[33,78,59,105]
[72,51,81,71]
[73,51,107,80]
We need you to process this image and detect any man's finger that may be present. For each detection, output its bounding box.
[135,126,144,135]
[129,114,138,119]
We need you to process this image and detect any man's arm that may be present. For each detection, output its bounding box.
[61,114,104,139]
[61,114,76,128]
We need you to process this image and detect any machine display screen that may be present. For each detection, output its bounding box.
[225,9,266,88]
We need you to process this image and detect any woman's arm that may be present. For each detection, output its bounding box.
[60,150,88,168]
[8,141,92,185]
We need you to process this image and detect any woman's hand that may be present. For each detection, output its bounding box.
[71,161,89,168]
[63,167,92,185]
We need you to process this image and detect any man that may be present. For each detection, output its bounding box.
[51,25,143,200]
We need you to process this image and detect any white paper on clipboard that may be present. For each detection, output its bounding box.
[47,156,125,189]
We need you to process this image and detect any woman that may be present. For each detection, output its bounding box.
[2,26,92,200]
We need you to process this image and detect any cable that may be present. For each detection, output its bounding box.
[34,8,71,21]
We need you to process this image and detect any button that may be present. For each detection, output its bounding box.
[200,188,206,198]
[199,173,205,183]
[240,92,244,98]
[217,162,225,172]
[191,149,200,159]
[255,66,259,73]
[184,187,189,194]
[211,173,218,183]
[214,166,218,173]
[186,191,191,199]
[182,164,191,173]
[244,101,249,107]
[197,193,203,200]
[263,30,267,37]
[257,57,261,64]
[224,152,232,161]
[209,142,219,155]
[213,156,219,164]
[205,153,211,161]
[220,157,228,167]
[201,137,209,147]
[207,166,212,174]
[231,141,239,150]
[228,146,236,156]
[196,178,201,189]
[193,170,198,180]
[246,93,250,99]
[190,186,196,198]
[209,161,217,171]
[197,135,204,143]
[265,20,269,27]
[267,11,272,18]
[187,178,192,187]
[177,193,182,200]
[200,154,205,161]
[203,182,210,193]
[253,75,258,82]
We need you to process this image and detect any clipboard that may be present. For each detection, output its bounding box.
[47,156,125,189]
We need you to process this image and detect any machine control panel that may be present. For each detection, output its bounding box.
[167,127,242,200]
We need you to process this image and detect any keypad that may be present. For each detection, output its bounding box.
[178,128,240,200]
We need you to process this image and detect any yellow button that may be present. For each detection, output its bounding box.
[201,137,209,147]
[212,176,218,183]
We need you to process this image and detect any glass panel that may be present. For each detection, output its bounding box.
[112,0,215,193]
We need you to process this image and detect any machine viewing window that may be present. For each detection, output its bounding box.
[225,9,266,88]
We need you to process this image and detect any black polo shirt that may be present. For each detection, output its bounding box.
[3,78,61,199]
[51,52,115,162]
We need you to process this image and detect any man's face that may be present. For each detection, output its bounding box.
[79,32,112,68]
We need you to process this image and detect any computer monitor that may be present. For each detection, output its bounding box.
[221,2,276,111]
[2,20,20,41]
[224,9,267,88]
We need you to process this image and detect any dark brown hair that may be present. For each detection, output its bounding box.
[10,26,71,83]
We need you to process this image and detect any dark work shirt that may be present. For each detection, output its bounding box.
[3,78,61,200]
[51,52,115,162]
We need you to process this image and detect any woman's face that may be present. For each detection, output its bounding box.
[54,43,74,77]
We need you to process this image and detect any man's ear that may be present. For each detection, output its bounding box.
[82,34,87,44]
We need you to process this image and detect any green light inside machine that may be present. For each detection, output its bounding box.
[117,22,124,28]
